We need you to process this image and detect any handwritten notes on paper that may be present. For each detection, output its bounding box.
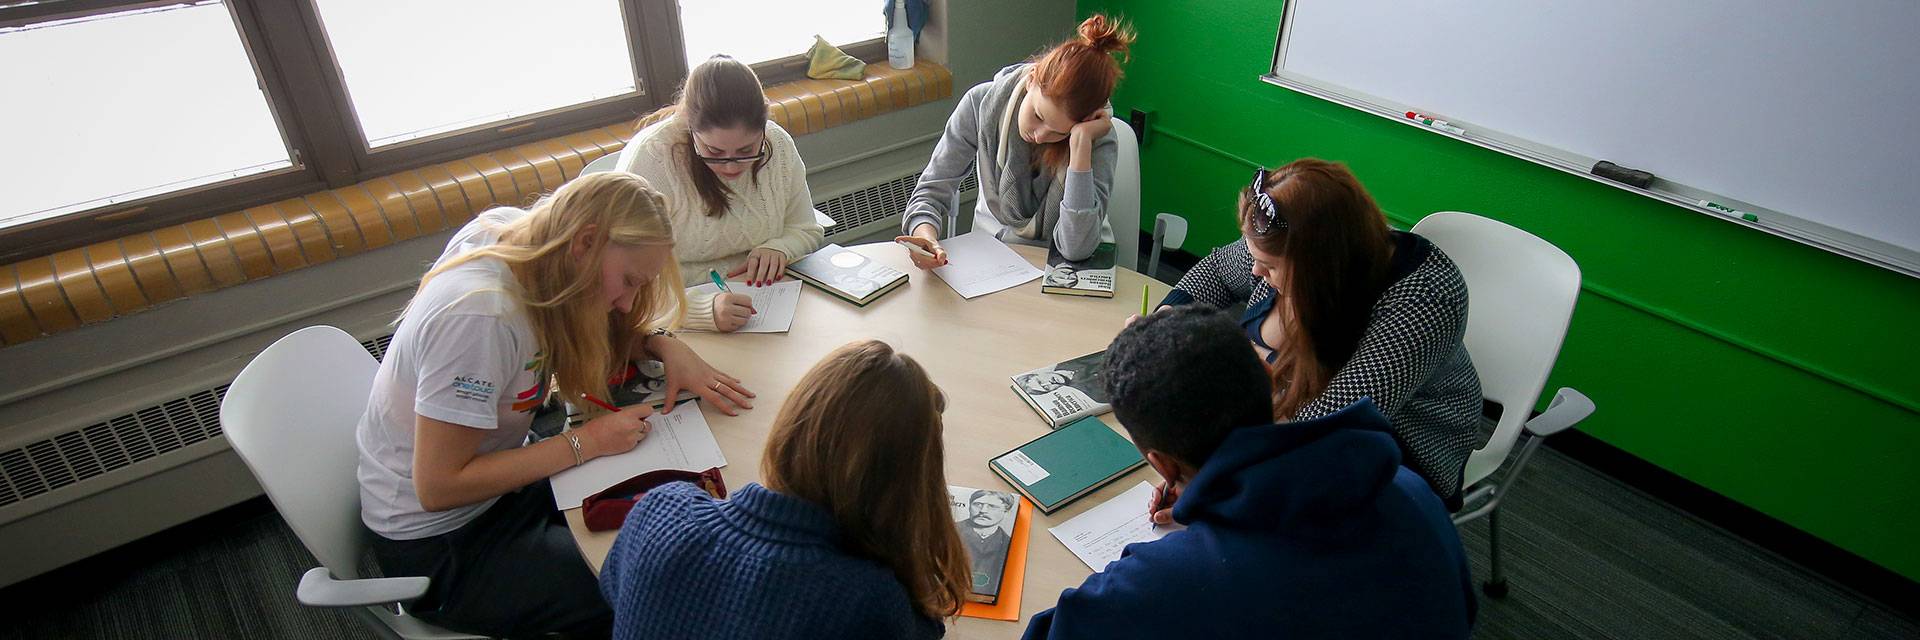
[549,402,728,509]
[1047,481,1185,571]
[933,231,1044,298]
[688,280,802,333]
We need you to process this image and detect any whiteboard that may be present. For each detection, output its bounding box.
[1268,0,1920,277]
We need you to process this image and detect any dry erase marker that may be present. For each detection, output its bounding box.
[896,239,936,259]
[1405,111,1464,135]
[707,269,731,292]
[1141,284,1151,316]
[1698,200,1759,223]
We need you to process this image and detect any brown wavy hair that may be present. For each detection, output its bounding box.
[634,55,770,217]
[1240,159,1393,419]
[1027,13,1134,171]
[760,340,971,619]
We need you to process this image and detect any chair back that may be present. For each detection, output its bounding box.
[221,326,380,578]
[1109,118,1142,271]
[1411,212,1581,488]
[581,152,620,175]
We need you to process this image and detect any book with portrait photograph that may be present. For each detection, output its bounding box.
[1010,350,1112,429]
[786,243,909,307]
[1041,242,1117,298]
[948,485,1023,604]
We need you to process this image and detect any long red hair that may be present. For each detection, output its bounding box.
[1241,159,1394,419]
[1027,14,1134,171]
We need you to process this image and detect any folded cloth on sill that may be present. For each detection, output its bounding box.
[806,35,867,81]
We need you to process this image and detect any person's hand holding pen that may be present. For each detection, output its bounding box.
[1148,480,1180,526]
[575,394,653,460]
[895,222,948,269]
[709,269,757,333]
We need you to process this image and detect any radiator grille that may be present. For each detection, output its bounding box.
[815,171,978,239]
[0,335,392,508]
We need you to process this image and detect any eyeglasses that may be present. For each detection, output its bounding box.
[692,138,769,165]
[1248,167,1285,235]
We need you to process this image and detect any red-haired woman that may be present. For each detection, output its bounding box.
[896,14,1135,266]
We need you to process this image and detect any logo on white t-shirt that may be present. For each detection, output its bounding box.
[450,375,496,403]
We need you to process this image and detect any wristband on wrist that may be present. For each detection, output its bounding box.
[562,430,584,467]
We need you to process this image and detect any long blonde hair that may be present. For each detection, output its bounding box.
[761,340,972,620]
[410,172,687,405]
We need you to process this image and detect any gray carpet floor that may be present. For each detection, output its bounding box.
[3,438,1913,639]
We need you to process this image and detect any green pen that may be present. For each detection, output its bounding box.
[1141,284,1151,316]
[708,269,731,293]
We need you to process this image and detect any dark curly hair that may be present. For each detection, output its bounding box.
[1104,306,1273,465]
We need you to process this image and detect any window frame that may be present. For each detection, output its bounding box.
[0,0,885,265]
[0,0,327,264]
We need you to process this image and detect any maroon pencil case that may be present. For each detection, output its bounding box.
[581,467,727,531]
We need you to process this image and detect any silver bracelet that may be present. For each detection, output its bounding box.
[562,430,584,467]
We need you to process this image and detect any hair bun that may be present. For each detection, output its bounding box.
[1077,14,1135,57]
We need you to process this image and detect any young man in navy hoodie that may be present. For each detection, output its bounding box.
[1022,306,1477,639]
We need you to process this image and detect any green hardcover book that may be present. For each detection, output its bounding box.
[989,416,1145,514]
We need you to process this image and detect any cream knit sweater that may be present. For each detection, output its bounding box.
[613,117,823,331]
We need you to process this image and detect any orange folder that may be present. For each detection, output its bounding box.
[959,497,1034,621]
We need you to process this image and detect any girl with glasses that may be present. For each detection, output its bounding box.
[615,55,824,332]
[1141,159,1483,511]
[895,14,1134,268]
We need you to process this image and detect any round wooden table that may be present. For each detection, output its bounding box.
[566,241,1172,638]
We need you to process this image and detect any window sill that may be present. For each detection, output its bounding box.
[0,62,953,348]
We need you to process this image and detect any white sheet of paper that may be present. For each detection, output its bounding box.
[1048,481,1186,571]
[996,450,1053,485]
[932,231,1044,299]
[686,280,802,333]
[549,402,729,509]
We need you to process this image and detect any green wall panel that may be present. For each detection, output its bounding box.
[1079,0,1920,579]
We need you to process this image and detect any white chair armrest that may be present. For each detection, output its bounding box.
[296,567,430,608]
[1523,388,1594,438]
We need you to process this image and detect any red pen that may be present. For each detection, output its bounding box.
[581,394,621,413]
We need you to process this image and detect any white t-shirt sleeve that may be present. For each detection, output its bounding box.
[411,312,521,430]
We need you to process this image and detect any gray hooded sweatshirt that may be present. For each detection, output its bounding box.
[900,63,1116,260]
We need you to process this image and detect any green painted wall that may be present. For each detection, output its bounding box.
[1077,1,1920,580]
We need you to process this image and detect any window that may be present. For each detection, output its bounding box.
[0,2,292,230]
[0,0,885,263]
[679,0,883,68]
[310,0,638,149]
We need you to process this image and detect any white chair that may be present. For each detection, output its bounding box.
[221,326,485,640]
[1146,212,1189,282]
[1108,118,1142,272]
[580,152,620,175]
[1412,211,1596,597]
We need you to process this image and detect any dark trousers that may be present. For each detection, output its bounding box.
[368,482,611,639]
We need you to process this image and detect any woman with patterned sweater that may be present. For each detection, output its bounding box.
[1143,159,1483,510]
[615,55,824,333]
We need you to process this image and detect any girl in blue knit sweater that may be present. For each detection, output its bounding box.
[600,340,972,639]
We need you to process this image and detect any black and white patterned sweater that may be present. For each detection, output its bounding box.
[1163,231,1483,505]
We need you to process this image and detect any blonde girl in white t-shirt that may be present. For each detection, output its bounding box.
[354,172,755,638]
